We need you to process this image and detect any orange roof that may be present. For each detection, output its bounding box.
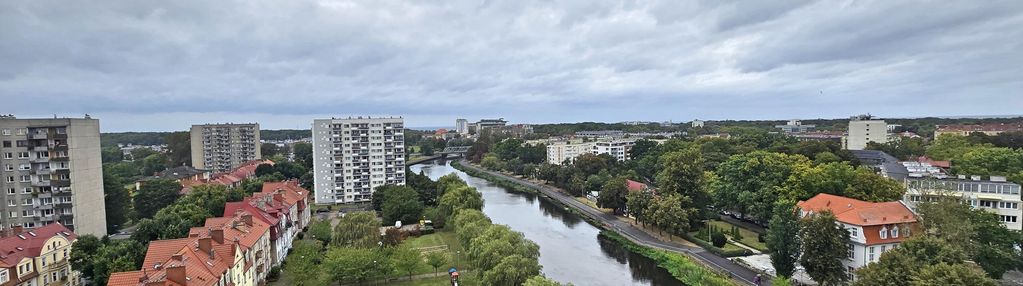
[141,238,192,270]
[797,193,916,227]
[180,159,274,194]
[0,223,76,266]
[626,179,648,192]
[106,271,144,285]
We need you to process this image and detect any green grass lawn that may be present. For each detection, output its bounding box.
[401,230,471,277]
[706,220,768,251]
[389,275,478,286]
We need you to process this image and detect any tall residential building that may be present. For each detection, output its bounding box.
[455,119,469,134]
[904,176,1022,230]
[798,194,918,281]
[190,123,261,173]
[843,115,889,150]
[546,141,596,165]
[0,116,106,237]
[311,117,405,205]
[592,139,636,161]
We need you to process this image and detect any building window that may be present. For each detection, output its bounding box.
[879,226,888,239]
[847,244,854,259]
[1,129,9,136]
[869,246,876,262]
[1,141,9,148]
[892,226,899,238]
[2,153,11,159]
[850,227,858,237]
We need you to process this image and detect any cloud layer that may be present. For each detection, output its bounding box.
[2,0,1021,131]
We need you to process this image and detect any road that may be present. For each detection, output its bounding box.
[457,160,769,286]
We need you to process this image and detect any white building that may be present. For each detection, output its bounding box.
[455,119,469,134]
[775,119,816,133]
[311,117,405,205]
[843,115,889,150]
[904,176,1022,230]
[692,120,704,128]
[798,194,918,280]
[547,141,595,165]
[592,139,635,161]
[0,116,107,237]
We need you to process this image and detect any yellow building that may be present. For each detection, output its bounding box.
[0,223,79,286]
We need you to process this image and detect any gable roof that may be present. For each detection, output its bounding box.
[625,179,648,192]
[797,193,916,227]
[0,223,76,266]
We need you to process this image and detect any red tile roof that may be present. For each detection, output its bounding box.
[916,156,951,169]
[180,159,274,194]
[0,223,76,267]
[626,179,648,192]
[798,194,916,227]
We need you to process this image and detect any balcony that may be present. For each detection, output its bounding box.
[30,133,48,140]
[31,181,51,187]
[29,157,49,163]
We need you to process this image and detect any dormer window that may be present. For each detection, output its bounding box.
[879,226,888,239]
[892,226,900,238]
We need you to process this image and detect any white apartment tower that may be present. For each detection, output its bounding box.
[312,117,406,204]
[0,116,107,236]
[844,115,889,150]
[190,123,261,173]
[455,119,469,134]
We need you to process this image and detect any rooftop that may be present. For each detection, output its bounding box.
[798,193,916,226]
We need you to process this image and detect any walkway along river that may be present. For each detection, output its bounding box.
[410,159,683,286]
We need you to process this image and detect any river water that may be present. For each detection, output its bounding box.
[410,160,682,286]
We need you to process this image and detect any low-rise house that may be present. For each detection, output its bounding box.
[0,223,79,286]
[179,159,274,194]
[798,194,918,280]
[223,180,310,267]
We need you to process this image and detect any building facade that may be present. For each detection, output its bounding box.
[933,122,1023,138]
[546,142,595,165]
[311,117,405,205]
[592,139,635,161]
[190,123,261,173]
[0,223,79,286]
[798,194,918,280]
[455,119,469,134]
[843,115,889,150]
[474,118,507,134]
[903,176,1022,230]
[0,116,106,237]
[775,119,816,133]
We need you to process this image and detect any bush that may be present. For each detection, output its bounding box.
[600,231,733,286]
[267,266,281,281]
[757,233,766,243]
[297,232,305,240]
[711,232,727,248]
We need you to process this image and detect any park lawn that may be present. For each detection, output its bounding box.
[401,230,471,276]
[707,220,768,251]
[389,275,478,286]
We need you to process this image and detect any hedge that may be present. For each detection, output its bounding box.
[600,231,737,286]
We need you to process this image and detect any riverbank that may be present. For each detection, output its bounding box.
[453,160,761,286]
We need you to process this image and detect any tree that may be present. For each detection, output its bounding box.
[69,235,102,280]
[926,134,987,161]
[71,238,146,286]
[261,143,281,158]
[916,198,1023,278]
[799,211,849,286]
[710,232,727,247]
[132,203,211,244]
[332,211,380,248]
[323,246,385,284]
[626,190,653,225]
[853,236,968,286]
[140,153,168,176]
[380,186,425,225]
[392,245,423,279]
[597,177,628,214]
[425,252,449,277]
[164,131,191,167]
[910,263,997,286]
[255,163,276,177]
[481,255,543,286]
[468,225,540,272]
[308,219,333,245]
[713,151,809,223]
[524,275,569,286]
[767,199,801,278]
[101,146,123,163]
[293,142,313,169]
[103,169,130,234]
[481,154,503,171]
[180,184,231,216]
[421,143,435,156]
[656,148,711,221]
[438,185,484,220]
[133,179,182,219]
[573,153,608,176]
[651,194,694,240]
[518,143,547,164]
[493,138,524,161]
[629,139,658,160]
[285,240,327,286]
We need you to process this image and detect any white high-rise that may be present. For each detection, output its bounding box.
[844,115,889,150]
[311,117,405,205]
[455,119,469,134]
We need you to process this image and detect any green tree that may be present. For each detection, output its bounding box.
[493,138,524,161]
[285,240,327,286]
[926,134,987,161]
[293,142,313,169]
[141,153,168,176]
[853,236,968,286]
[308,219,333,245]
[132,203,211,244]
[380,186,425,225]
[332,211,380,248]
[799,211,850,286]
[425,252,449,277]
[518,143,547,164]
[164,131,191,167]
[713,151,809,222]
[626,190,653,225]
[69,235,102,281]
[323,246,385,284]
[766,199,802,278]
[180,184,231,216]
[524,275,569,286]
[421,143,435,156]
[468,225,540,272]
[438,185,484,220]
[261,143,280,158]
[481,153,503,171]
[910,263,997,286]
[481,255,543,286]
[597,177,628,214]
[133,179,182,219]
[652,194,694,240]
[72,238,146,285]
[101,146,123,163]
[103,169,130,234]
[392,245,424,279]
[573,153,608,176]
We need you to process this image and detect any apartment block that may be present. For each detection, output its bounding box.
[0,223,80,286]
[0,116,106,237]
[455,119,469,134]
[798,194,918,280]
[843,115,889,150]
[190,123,261,173]
[904,176,1022,230]
[592,139,635,161]
[546,141,596,165]
[311,117,405,205]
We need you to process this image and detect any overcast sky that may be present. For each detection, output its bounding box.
[2,1,1022,131]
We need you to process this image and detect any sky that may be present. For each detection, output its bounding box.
[1,0,1022,132]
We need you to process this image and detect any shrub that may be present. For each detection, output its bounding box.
[757,233,766,243]
[267,266,281,281]
[296,232,305,240]
[711,232,727,248]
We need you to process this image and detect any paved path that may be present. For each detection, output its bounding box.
[458,160,769,286]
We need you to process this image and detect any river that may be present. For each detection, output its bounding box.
[410,160,682,286]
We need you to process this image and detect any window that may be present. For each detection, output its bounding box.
[847,244,854,259]
[850,227,858,237]
[4,177,12,183]
[879,226,888,239]
[16,152,28,159]
[2,153,11,159]
[892,226,899,238]
[19,175,29,182]
[881,245,887,253]
[869,246,876,262]
[7,212,15,218]
[1,129,9,136]
[1001,215,1018,223]
[3,165,11,171]
[5,188,13,194]
[1,141,9,148]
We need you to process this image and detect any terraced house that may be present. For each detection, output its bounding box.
[223,181,310,266]
[0,223,79,286]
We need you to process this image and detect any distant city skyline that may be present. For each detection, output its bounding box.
[3,1,1022,132]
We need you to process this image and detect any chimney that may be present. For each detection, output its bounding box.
[198,237,212,254]
[211,228,224,244]
[166,265,187,285]
[242,214,253,226]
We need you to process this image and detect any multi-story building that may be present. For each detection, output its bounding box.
[933,121,1023,138]
[0,116,106,237]
[574,130,625,138]
[843,115,889,150]
[474,118,507,134]
[546,141,596,165]
[775,119,816,133]
[190,123,261,173]
[798,194,918,280]
[311,117,405,205]
[223,180,310,267]
[455,119,469,134]
[691,120,705,128]
[592,139,635,161]
[0,223,79,286]
[903,176,1022,230]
